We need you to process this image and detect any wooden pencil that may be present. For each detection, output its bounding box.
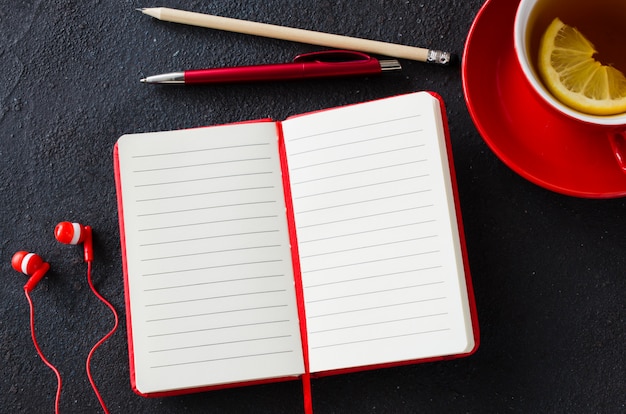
[139,7,452,64]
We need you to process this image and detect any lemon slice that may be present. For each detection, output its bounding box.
[538,17,626,116]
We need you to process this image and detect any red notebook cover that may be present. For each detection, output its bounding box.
[113,91,479,413]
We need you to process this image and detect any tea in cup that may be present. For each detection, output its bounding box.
[514,0,626,171]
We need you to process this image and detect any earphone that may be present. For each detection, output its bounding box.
[11,251,51,293]
[12,221,119,414]
[54,221,93,262]
[12,250,62,414]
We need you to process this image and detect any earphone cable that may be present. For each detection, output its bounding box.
[25,288,62,414]
[85,261,119,414]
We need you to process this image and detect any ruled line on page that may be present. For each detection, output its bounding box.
[136,185,275,202]
[288,145,426,171]
[290,160,427,185]
[308,313,448,334]
[304,266,443,288]
[296,206,431,229]
[293,175,429,200]
[288,130,423,156]
[141,259,284,277]
[286,114,421,142]
[134,171,274,187]
[305,281,445,304]
[150,334,295,353]
[140,229,280,247]
[138,215,279,232]
[136,200,277,217]
[147,319,291,337]
[150,350,295,369]
[146,304,288,323]
[302,251,440,274]
[145,289,288,308]
[143,274,285,292]
[299,235,437,259]
[310,328,451,350]
[140,243,282,262]
[298,220,436,244]
[294,191,433,215]
[307,297,448,319]
[131,142,270,158]
[133,156,272,173]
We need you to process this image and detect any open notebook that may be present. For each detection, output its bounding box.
[114,91,478,405]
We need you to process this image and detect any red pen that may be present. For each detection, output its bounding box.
[140,50,401,84]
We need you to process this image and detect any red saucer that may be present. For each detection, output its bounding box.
[462,0,626,198]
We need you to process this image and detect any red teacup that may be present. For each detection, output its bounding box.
[514,0,626,173]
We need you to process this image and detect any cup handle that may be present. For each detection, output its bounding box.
[608,130,626,173]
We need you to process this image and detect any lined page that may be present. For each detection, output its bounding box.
[282,92,474,373]
[116,122,304,394]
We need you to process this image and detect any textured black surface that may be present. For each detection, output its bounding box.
[1,1,624,413]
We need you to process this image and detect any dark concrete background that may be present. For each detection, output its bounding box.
[1,0,624,413]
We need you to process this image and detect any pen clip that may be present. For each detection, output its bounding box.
[292,50,374,64]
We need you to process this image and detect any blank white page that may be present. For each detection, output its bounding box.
[281,92,474,373]
[116,122,304,394]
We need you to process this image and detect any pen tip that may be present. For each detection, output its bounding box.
[140,78,147,83]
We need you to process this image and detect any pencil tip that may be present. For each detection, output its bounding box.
[136,8,145,12]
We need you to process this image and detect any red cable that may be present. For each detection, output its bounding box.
[85,261,119,414]
[25,288,62,414]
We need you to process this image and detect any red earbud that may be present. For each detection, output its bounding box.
[12,251,51,293]
[54,221,93,262]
